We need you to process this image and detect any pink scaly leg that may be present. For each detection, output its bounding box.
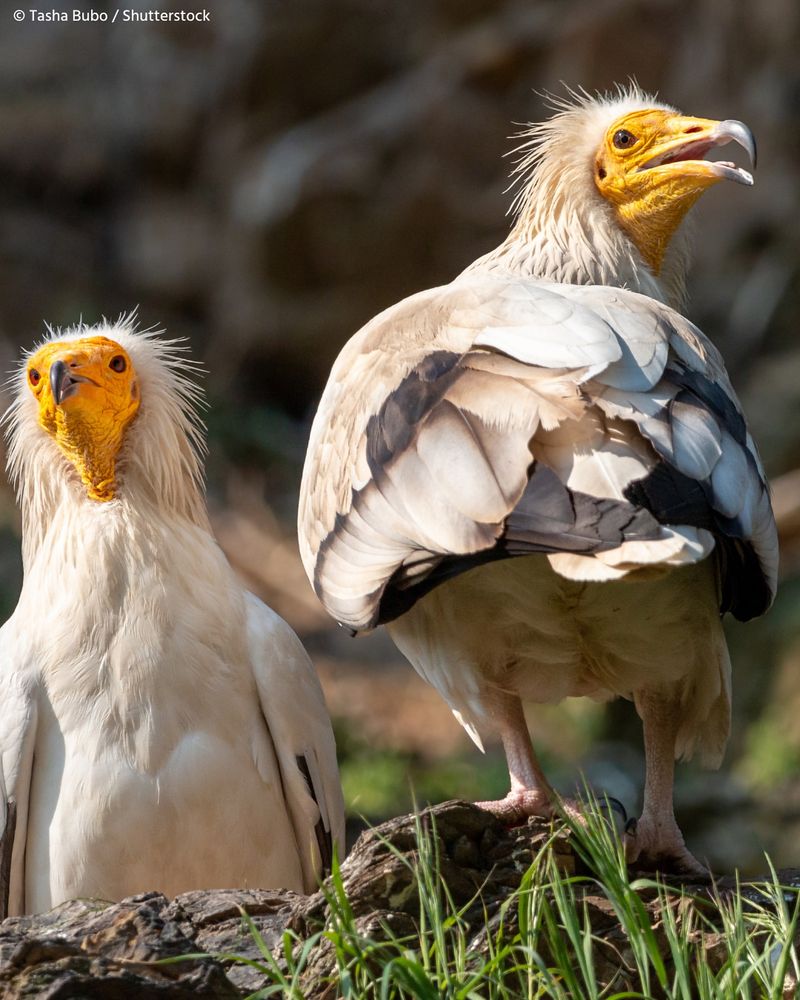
[627,689,709,878]
[473,688,583,823]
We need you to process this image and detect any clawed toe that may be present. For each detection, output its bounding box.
[474,789,554,824]
[477,796,710,880]
[475,790,629,838]
[631,849,711,880]
[624,819,711,880]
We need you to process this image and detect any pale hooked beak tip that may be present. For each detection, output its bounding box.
[712,119,757,170]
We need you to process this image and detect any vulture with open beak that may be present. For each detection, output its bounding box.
[0,322,345,916]
[298,87,777,874]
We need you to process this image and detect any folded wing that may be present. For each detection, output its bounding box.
[0,629,38,917]
[245,594,346,890]
[299,277,777,633]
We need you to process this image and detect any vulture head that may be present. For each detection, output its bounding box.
[504,86,756,306]
[25,335,141,502]
[6,320,208,565]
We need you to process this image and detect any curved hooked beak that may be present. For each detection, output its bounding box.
[706,119,757,183]
[639,118,757,187]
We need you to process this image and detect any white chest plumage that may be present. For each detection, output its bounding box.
[5,502,303,912]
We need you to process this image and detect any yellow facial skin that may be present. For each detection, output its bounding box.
[27,336,140,502]
[594,109,755,274]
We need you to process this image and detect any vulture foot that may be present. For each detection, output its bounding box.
[474,789,555,825]
[624,817,710,880]
[474,791,628,835]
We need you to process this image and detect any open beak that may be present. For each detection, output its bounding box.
[49,360,92,405]
[639,118,757,187]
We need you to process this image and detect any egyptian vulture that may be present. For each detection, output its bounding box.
[0,321,345,916]
[298,88,777,874]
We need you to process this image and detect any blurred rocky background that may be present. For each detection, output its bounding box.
[0,0,798,873]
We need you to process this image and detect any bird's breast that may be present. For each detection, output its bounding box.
[20,508,260,773]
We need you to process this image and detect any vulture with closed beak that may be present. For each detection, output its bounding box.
[298,87,777,874]
[0,321,345,916]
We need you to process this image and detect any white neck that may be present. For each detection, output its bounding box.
[463,184,691,310]
[461,90,693,310]
[16,463,210,574]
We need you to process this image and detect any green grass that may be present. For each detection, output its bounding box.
[173,801,800,999]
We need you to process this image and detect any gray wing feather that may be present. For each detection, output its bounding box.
[669,396,723,481]
[709,429,751,520]
[0,796,16,921]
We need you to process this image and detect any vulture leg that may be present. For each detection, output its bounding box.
[474,688,561,822]
[473,689,627,828]
[627,690,709,878]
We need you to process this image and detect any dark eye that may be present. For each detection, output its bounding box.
[29,368,41,386]
[109,355,126,373]
[613,129,637,149]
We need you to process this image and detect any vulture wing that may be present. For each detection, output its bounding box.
[0,627,38,918]
[299,277,777,633]
[245,593,346,891]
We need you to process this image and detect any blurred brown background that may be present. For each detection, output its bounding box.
[1,0,799,872]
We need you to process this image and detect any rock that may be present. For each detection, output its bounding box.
[0,892,239,998]
[294,800,573,932]
[165,889,301,995]
[1,801,798,997]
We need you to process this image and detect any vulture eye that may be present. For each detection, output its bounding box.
[29,368,41,386]
[109,355,127,373]
[613,129,637,149]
